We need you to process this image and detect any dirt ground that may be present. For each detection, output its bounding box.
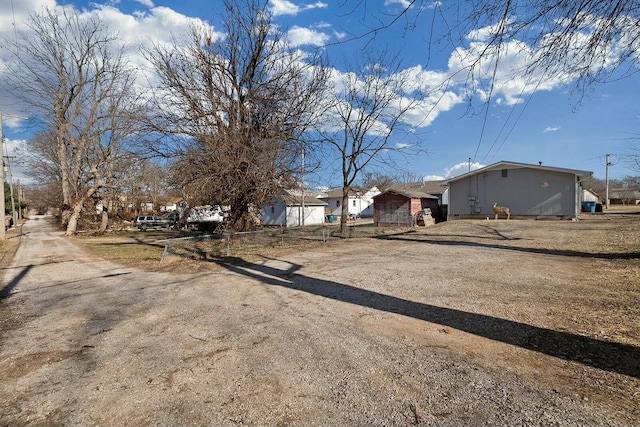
[0,213,638,426]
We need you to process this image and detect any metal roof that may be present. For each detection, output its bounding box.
[386,181,447,195]
[446,161,593,184]
[278,194,327,206]
[318,186,376,199]
[374,188,438,200]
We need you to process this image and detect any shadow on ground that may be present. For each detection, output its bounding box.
[375,227,640,260]
[213,256,640,379]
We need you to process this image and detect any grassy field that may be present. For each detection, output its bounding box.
[65,205,640,273]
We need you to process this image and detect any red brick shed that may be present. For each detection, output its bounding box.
[373,188,439,227]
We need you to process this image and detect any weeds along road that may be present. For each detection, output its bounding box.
[0,216,638,426]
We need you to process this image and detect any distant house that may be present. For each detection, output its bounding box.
[446,161,592,219]
[261,191,327,226]
[373,188,439,227]
[608,189,640,205]
[139,202,154,213]
[160,202,178,212]
[316,186,380,218]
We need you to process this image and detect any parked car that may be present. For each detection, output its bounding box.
[161,212,179,225]
[133,215,169,230]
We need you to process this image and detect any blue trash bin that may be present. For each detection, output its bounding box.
[328,214,334,223]
[582,201,596,213]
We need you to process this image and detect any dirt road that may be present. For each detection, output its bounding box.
[0,216,638,426]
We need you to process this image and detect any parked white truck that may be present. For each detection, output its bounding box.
[184,205,228,232]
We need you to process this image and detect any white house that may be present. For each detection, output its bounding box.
[261,191,327,226]
[316,186,381,218]
[582,189,599,203]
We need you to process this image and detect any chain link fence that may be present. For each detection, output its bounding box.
[157,220,410,264]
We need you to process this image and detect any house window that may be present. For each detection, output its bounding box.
[501,169,508,178]
[336,200,340,207]
[270,206,274,213]
[353,200,356,207]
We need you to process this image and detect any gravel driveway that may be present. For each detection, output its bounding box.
[0,216,638,426]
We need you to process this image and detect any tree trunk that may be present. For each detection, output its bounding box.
[60,208,72,229]
[65,200,84,236]
[65,185,99,236]
[339,187,350,235]
[98,210,108,233]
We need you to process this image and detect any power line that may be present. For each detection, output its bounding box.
[11,0,18,43]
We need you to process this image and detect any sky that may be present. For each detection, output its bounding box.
[0,0,639,188]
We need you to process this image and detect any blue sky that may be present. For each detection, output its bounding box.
[1,0,638,186]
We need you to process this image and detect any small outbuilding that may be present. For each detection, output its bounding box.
[382,181,449,221]
[261,191,327,226]
[373,188,439,227]
[446,161,593,220]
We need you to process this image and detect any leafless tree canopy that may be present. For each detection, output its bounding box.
[317,50,425,232]
[461,0,640,93]
[361,171,395,192]
[7,7,144,234]
[145,0,328,231]
[341,1,640,93]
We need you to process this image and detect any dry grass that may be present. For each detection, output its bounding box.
[74,208,640,271]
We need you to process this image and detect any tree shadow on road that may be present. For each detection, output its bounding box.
[0,265,33,300]
[374,230,640,259]
[213,256,640,379]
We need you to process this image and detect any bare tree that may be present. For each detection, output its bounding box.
[628,144,640,175]
[144,0,327,231]
[361,171,395,192]
[340,1,640,96]
[105,154,167,217]
[317,51,425,233]
[23,183,60,216]
[460,1,640,92]
[20,130,63,197]
[6,7,144,235]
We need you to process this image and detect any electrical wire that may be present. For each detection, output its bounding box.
[11,0,18,42]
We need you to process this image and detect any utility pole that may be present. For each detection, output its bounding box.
[301,146,305,226]
[0,112,5,240]
[605,153,611,210]
[17,179,22,220]
[5,150,16,226]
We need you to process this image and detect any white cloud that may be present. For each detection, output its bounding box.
[333,30,347,40]
[445,161,484,178]
[384,0,412,7]
[286,26,330,47]
[446,38,578,106]
[313,21,331,29]
[0,1,213,131]
[133,0,154,7]
[3,138,31,184]
[422,174,445,181]
[270,0,327,17]
[544,126,560,133]
[0,0,58,32]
